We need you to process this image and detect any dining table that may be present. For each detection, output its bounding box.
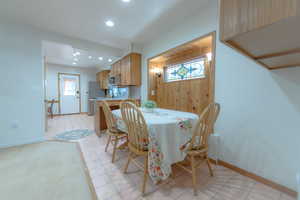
[112,108,199,183]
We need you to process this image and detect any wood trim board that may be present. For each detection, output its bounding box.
[210,159,297,198]
[50,112,88,117]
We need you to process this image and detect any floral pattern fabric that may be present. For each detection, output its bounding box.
[112,108,198,183]
[148,127,171,183]
[177,118,193,130]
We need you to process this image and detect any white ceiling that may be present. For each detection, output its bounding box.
[1,0,211,67]
[42,41,120,68]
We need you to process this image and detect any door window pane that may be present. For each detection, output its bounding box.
[63,78,76,96]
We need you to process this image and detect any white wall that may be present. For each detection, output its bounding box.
[46,64,98,114]
[0,22,44,147]
[141,0,300,191]
[0,19,123,148]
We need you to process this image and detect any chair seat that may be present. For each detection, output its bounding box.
[128,143,148,156]
[107,127,126,136]
[180,139,207,153]
[187,148,208,156]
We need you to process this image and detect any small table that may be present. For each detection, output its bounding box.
[112,108,199,183]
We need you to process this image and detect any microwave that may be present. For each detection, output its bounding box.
[109,75,121,85]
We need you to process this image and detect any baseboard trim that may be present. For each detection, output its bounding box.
[210,159,297,198]
[50,112,88,117]
[0,137,45,149]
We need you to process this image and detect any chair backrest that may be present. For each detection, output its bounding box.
[101,100,116,131]
[120,99,139,107]
[188,102,220,151]
[120,102,149,151]
[205,102,220,132]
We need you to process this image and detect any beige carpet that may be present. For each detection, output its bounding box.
[0,141,97,200]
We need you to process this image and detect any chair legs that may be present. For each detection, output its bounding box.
[206,158,214,177]
[112,137,119,163]
[191,156,198,196]
[123,151,148,195]
[142,156,148,196]
[124,152,132,173]
[105,135,111,152]
[105,135,121,163]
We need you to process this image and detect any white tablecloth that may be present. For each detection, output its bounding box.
[112,108,199,182]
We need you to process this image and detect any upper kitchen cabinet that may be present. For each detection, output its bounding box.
[111,53,141,86]
[111,60,121,77]
[220,0,300,70]
[97,70,110,89]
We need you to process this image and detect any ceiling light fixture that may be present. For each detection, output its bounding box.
[76,52,80,56]
[105,20,115,27]
[98,57,103,61]
[122,0,131,2]
[74,58,79,62]
[88,56,92,59]
[108,58,112,62]
[73,62,77,65]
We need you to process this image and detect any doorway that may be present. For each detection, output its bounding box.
[58,73,81,114]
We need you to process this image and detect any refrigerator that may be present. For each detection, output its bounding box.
[88,82,105,115]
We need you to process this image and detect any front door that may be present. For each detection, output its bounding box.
[59,73,80,114]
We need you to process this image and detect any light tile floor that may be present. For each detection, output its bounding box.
[46,114,296,200]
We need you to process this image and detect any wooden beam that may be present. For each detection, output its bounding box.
[269,63,300,70]
[225,40,271,70]
[254,48,300,60]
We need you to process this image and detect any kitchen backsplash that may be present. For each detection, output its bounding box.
[108,85,141,99]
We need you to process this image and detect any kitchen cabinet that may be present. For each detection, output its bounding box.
[94,99,140,136]
[111,60,121,78]
[94,100,120,136]
[121,55,131,85]
[97,70,110,89]
[220,0,300,70]
[111,53,141,86]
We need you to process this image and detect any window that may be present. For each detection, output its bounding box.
[164,58,206,82]
[63,78,76,96]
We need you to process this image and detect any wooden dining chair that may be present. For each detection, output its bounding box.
[176,102,220,196]
[120,102,149,195]
[120,99,139,107]
[102,100,127,163]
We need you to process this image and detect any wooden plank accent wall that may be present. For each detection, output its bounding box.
[155,62,211,116]
[220,0,298,41]
[148,32,216,116]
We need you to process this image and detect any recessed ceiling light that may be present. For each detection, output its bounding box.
[108,58,112,62]
[88,56,92,59]
[105,20,114,27]
[122,0,131,2]
[76,52,80,56]
[74,58,79,62]
[73,62,77,65]
[98,57,103,61]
